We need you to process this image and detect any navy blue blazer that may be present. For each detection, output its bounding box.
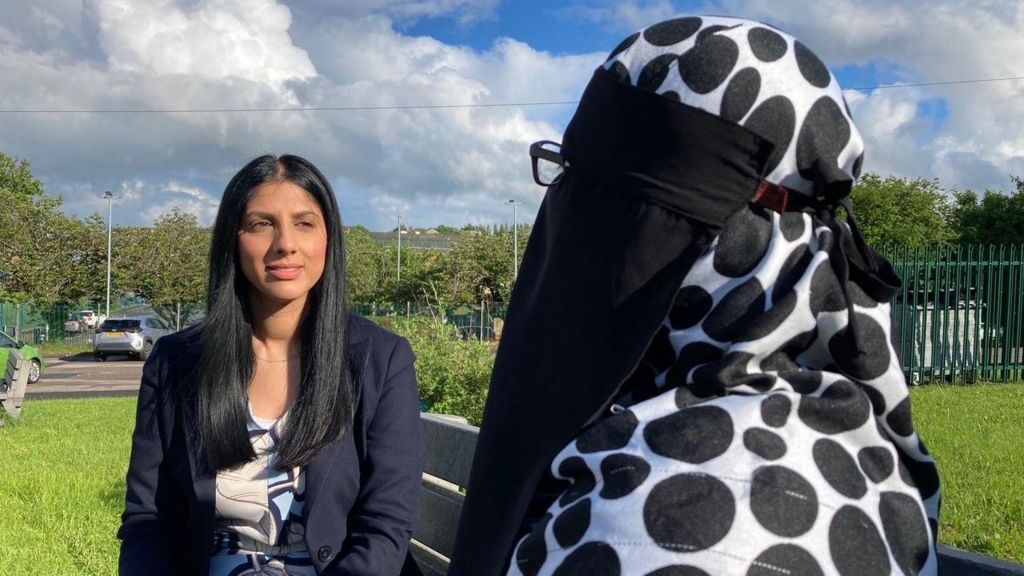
[118,315,423,575]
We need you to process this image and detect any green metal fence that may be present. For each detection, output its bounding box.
[351,301,509,341]
[884,244,1023,383]
[3,245,1022,382]
[0,297,150,344]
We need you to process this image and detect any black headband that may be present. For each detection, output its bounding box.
[562,67,776,226]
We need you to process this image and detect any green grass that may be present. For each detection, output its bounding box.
[910,383,1024,563]
[0,398,135,575]
[0,385,1021,572]
[37,341,93,358]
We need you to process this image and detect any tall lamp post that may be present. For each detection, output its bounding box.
[396,215,402,284]
[104,191,113,318]
[507,199,519,281]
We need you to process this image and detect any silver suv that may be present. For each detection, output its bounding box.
[93,316,173,361]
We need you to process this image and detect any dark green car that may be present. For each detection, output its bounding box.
[0,331,43,384]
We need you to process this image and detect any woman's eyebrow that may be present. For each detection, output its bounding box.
[243,209,321,219]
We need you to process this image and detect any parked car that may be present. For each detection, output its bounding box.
[0,330,44,384]
[64,313,82,334]
[79,310,106,330]
[93,316,173,361]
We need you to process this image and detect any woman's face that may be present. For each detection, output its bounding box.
[237,180,328,311]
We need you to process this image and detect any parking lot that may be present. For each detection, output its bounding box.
[27,355,143,399]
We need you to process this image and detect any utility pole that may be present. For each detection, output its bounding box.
[104,191,113,318]
[396,215,402,284]
[507,200,519,281]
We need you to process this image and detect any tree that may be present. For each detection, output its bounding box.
[951,177,1024,245]
[441,228,529,305]
[114,209,210,328]
[346,225,395,302]
[0,154,100,305]
[850,173,955,248]
[0,152,44,198]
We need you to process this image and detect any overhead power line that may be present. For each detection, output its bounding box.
[0,100,580,114]
[846,75,1024,91]
[0,75,1021,115]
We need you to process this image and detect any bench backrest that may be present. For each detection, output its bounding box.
[0,350,28,422]
[412,413,1024,576]
[411,413,478,575]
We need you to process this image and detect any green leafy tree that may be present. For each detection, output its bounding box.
[952,177,1024,245]
[393,247,446,303]
[850,173,955,248]
[383,315,494,425]
[114,209,210,328]
[0,152,44,198]
[441,228,529,305]
[345,225,386,302]
[0,154,100,304]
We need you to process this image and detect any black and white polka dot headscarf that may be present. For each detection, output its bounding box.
[509,16,940,576]
[603,15,865,198]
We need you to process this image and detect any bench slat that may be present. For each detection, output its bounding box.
[938,545,1024,576]
[409,539,450,576]
[421,413,478,486]
[414,477,465,560]
[413,414,1024,576]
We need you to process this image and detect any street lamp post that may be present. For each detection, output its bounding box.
[507,200,519,281]
[104,191,113,318]
[396,215,402,284]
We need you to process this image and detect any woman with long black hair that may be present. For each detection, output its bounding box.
[119,154,423,575]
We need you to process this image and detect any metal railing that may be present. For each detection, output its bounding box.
[884,243,1023,383]
[3,243,1022,382]
[351,301,509,341]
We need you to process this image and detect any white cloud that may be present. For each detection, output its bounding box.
[117,179,145,202]
[142,180,221,224]
[698,0,1024,193]
[0,0,605,231]
[13,0,1021,235]
[93,0,316,89]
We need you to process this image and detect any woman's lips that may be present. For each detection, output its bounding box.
[267,265,303,280]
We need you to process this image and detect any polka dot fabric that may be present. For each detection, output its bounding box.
[506,16,938,576]
[509,209,940,576]
[603,15,865,197]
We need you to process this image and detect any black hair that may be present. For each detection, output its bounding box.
[195,154,351,471]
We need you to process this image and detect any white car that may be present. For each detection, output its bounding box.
[79,310,100,329]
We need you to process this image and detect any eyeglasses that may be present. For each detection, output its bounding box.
[530,140,569,186]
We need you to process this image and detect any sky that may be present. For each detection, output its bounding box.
[1,0,1022,231]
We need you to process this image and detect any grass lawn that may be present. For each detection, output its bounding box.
[0,385,1021,573]
[0,398,134,575]
[37,341,93,358]
[910,383,1024,563]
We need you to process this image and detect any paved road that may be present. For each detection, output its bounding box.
[27,354,143,399]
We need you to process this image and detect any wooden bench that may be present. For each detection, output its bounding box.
[0,350,29,423]
[412,413,1024,576]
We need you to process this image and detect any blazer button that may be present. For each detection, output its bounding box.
[317,545,333,562]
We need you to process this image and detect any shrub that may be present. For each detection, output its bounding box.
[375,315,494,425]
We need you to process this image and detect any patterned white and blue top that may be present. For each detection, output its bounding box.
[209,408,316,576]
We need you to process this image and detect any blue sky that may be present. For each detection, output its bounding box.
[1,0,1020,231]
[402,2,644,55]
